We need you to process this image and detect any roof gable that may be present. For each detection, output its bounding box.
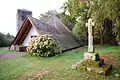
[12,18,33,45]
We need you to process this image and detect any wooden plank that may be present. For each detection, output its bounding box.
[19,21,32,44]
[13,18,29,45]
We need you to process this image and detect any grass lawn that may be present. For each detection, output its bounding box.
[0,47,15,53]
[0,45,120,80]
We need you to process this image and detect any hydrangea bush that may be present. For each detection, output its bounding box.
[27,35,61,57]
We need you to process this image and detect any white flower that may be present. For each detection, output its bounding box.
[87,68,92,71]
[99,71,104,74]
[71,65,77,69]
[115,73,119,77]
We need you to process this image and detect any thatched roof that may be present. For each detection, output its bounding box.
[12,15,80,50]
[46,15,71,35]
[28,16,60,34]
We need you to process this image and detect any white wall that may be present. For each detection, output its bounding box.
[22,26,38,46]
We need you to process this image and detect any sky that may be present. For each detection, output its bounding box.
[0,0,65,36]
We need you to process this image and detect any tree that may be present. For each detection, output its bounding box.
[60,11,76,30]
[39,10,58,22]
[88,0,120,43]
[0,33,14,47]
[72,20,87,42]
[62,0,89,19]
[63,0,120,45]
[62,0,89,43]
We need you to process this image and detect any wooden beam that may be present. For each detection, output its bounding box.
[19,22,32,44]
[13,18,29,45]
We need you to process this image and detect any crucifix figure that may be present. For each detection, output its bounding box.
[86,18,95,53]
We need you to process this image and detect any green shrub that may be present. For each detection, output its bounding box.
[27,35,61,57]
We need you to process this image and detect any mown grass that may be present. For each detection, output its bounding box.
[0,45,120,80]
[0,47,15,53]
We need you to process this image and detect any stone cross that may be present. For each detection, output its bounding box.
[86,18,95,53]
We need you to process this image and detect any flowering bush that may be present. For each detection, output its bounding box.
[27,35,61,57]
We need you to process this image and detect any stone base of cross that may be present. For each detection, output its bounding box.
[84,52,96,60]
[84,18,96,60]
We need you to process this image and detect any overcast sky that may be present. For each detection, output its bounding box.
[0,0,65,36]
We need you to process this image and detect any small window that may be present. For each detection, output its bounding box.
[21,15,25,20]
[31,36,37,38]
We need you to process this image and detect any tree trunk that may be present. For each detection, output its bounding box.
[100,26,103,44]
[100,35,103,44]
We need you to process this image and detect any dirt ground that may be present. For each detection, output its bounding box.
[0,52,27,60]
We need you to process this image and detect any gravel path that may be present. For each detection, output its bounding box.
[0,52,27,60]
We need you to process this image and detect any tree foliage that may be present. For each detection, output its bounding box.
[63,0,88,19]
[39,10,57,22]
[62,0,88,43]
[0,33,14,47]
[63,0,120,44]
[72,20,87,41]
[89,0,120,42]
[60,12,76,30]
